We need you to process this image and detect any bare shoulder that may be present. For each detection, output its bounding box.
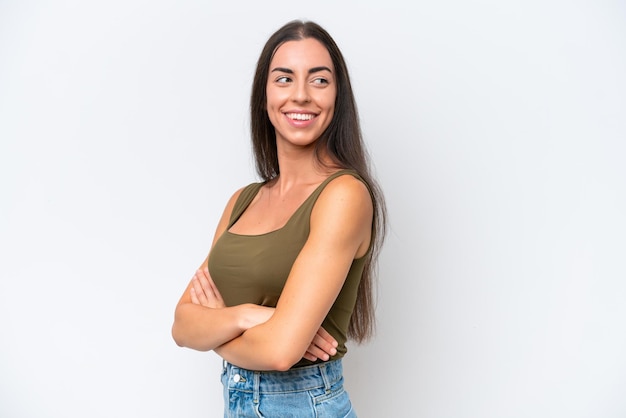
[313,173,373,224]
[319,173,372,206]
[309,173,373,257]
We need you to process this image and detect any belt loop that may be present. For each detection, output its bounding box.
[319,362,331,393]
[253,371,261,404]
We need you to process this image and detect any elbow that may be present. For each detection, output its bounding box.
[171,306,213,352]
[171,330,183,348]
[259,328,311,371]
[270,357,294,372]
[171,321,185,348]
[268,358,295,372]
[171,307,194,349]
[268,345,306,372]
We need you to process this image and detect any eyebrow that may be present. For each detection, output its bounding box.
[271,66,333,74]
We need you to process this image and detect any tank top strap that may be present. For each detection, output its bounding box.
[296,169,364,215]
[228,182,264,227]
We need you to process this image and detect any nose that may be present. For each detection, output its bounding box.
[291,80,310,103]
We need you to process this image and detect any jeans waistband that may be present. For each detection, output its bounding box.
[223,359,344,394]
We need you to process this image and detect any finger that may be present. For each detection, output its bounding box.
[190,287,200,305]
[303,350,318,362]
[205,269,225,304]
[191,276,209,305]
[197,268,218,301]
[304,343,323,361]
[311,333,337,357]
[316,327,338,348]
[305,343,331,361]
[198,267,225,308]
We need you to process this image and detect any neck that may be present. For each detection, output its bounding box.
[272,146,337,193]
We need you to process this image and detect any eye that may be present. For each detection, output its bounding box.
[312,77,329,85]
[275,76,291,84]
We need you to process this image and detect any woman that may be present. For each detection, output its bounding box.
[172,19,386,417]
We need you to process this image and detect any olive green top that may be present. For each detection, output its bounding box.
[208,169,370,368]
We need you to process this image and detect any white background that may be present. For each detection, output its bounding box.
[1,1,625,417]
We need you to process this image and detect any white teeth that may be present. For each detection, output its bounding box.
[286,113,314,121]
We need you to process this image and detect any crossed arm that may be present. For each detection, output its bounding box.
[171,175,373,371]
[185,265,339,364]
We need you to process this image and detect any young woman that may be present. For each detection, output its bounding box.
[172,20,386,417]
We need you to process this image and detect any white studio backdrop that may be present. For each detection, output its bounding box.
[1,1,625,417]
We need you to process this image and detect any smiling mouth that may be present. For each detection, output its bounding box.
[285,113,316,121]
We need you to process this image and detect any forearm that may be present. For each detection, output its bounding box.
[172,303,250,351]
[215,322,307,371]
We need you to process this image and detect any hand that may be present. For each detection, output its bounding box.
[190,268,274,328]
[302,326,338,362]
[189,267,225,309]
[191,266,337,363]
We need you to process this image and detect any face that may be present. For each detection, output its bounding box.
[266,38,336,150]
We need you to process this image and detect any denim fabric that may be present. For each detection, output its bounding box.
[221,359,357,417]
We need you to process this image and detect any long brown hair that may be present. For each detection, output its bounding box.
[250,20,387,343]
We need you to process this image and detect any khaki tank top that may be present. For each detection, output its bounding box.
[208,169,371,367]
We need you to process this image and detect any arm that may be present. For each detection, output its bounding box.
[187,263,339,362]
[215,175,373,371]
[171,188,272,351]
[172,269,274,351]
[172,186,339,359]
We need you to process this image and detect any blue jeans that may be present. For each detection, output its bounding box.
[221,359,357,417]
